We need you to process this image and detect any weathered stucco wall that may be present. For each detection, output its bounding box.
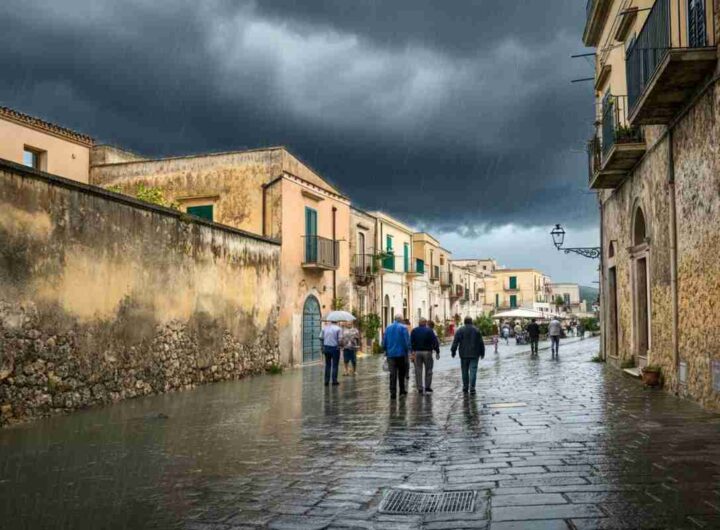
[0,161,280,426]
[601,81,720,411]
[90,149,283,235]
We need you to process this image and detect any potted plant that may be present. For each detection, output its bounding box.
[641,365,661,387]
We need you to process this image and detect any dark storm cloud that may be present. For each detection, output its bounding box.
[0,0,597,231]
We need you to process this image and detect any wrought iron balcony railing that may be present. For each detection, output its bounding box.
[601,94,643,158]
[351,254,378,281]
[626,0,715,123]
[303,235,339,270]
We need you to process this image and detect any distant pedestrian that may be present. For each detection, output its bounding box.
[382,315,411,399]
[451,317,485,395]
[548,317,562,359]
[502,324,510,344]
[526,318,540,356]
[404,319,412,381]
[411,318,440,394]
[320,320,343,386]
[492,335,499,354]
[341,321,361,376]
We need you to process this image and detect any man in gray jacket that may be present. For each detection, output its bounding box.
[451,317,485,395]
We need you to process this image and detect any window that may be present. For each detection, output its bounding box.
[563,293,571,306]
[187,205,214,221]
[23,147,45,170]
[495,294,499,308]
[440,256,445,265]
[510,295,517,308]
[304,207,318,262]
[383,235,395,270]
[509,276,517,289]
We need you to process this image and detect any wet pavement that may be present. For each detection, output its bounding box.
[2,337,720,529]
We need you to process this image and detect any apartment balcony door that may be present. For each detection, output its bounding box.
[688,0,708,48]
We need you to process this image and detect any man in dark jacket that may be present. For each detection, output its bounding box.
[451,317,485,395]
[411,318,440,394]
[526,318,540,356]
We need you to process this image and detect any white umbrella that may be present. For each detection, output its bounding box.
[492,308,548,320]
[323,310,355,322]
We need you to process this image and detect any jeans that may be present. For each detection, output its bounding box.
[530,338,539,354]
[323,346,340,384]
[387,356,408,398]
[460,357,479,391]
[414,351,434,391]
[550,336,560,355]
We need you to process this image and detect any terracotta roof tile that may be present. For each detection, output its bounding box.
[0,106,94,146]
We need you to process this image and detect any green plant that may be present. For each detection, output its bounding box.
[539,323,549,336]
[473,314,496,337]
[615,125,639,143]
[643,365,661,373]
[620,358,635,369]
[590,355,604,363]
[105,183,179,209]
[331,297,347,310]
[266,362,283,375]
[372,341,384,355]
[553,296,565,310]
[453,313,461,325]
[357,313,381,343]
[579,317,599,332]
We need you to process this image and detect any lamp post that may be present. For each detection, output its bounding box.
[550,224,601,259]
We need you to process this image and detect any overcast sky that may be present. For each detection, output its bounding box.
[0,0,599,285]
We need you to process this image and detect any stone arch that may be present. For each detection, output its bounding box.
[632,202,648,246]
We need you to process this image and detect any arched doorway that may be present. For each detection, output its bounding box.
[632,206,650,365]
[302,295,322,364]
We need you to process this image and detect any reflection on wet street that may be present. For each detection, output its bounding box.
[2,337,720,529]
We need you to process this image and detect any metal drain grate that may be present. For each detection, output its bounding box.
[379,489,476,514]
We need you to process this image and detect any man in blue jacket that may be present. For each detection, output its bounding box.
[382,314,411,399]
[411,318,440,394]
[451,317,485,395]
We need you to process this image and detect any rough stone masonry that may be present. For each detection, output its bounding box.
[0,159,281,426]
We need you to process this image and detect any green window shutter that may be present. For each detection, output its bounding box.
[305,207,318,263]
[403,243,410,272]
[510,295,517,308]
[187,205,214,221]
[509,276,517,289]
[495,294,499,308]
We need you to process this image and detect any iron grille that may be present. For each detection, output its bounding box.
[379,489,476,514]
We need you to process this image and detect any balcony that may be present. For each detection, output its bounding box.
[406,258,425,277]
[440,272,453,289]
[430,265,440,282]
[351,254,378,286]
[303,235,339,270]
[627,0,717,126]
[450,285,464,300]
[583,0,613,46]
[380,252,396,272]
[504,284,519,292]
[589,95,646,189]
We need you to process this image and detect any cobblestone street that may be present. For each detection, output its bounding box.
[2,337,720,529]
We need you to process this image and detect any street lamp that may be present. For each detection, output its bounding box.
[550,224,601,259]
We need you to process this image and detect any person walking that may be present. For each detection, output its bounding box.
[411,318,440,394]
[382,315,411,400]
[403,319,412,383]
[451,317,485,395]
[341,321,361,376]
[320,320,343,386]
[548,317,562,359]
[526,318,540,356]
[502,324,510,344]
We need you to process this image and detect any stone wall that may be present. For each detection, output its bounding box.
[600,80,720,411]
[0,160,281,426]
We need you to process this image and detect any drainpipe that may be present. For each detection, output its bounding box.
[332,206,337,304]
[668,129,680,376]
